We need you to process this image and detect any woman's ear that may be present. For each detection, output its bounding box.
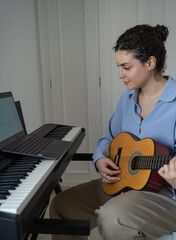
[146,56,156,70]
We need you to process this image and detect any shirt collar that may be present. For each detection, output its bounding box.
[159,76,176,102]
[128,76,176,103]
[128,89,139,104]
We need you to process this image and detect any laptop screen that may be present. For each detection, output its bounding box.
[0,92,23,144]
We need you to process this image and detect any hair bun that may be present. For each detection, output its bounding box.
[154,24,169,42]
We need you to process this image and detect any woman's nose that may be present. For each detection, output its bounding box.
[118,68,124,79]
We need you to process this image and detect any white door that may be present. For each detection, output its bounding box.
[37,0,100,186]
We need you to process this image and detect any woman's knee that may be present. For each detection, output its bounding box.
[95,192,144,239]
[96,198,125,235]
[96,193,130,224]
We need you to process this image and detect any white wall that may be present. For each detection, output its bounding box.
[0,0,44,133]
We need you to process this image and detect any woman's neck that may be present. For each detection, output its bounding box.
[138,75,167,120]
[139,74,167,98]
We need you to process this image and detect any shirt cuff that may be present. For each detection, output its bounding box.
[172,188,176,200]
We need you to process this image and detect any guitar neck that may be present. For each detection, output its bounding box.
[132,155,173,170]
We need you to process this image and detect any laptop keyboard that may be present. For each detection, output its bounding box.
[4,136,53,155]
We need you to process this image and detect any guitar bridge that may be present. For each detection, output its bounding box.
[114,147,122,166]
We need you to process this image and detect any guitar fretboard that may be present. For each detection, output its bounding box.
[132,155,173,170]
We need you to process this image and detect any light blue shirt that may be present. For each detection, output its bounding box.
[93,76,176,198]
[93,76,176,164]
[93,77,176,197]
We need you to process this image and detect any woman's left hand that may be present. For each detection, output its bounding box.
[158,156,176,188]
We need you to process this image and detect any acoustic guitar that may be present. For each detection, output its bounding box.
[102,132,172,195]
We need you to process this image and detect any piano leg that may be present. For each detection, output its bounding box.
[30,218,90,236]
[54,181,63,194]
[26,200,50,240]
[29,233,38,240]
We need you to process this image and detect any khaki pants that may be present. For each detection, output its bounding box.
[49,179,176,240]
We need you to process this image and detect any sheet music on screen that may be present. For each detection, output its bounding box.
[0,96,23,142]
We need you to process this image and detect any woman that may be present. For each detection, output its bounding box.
[50,24,176,240]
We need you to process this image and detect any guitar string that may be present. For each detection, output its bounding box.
[112,155,172,169]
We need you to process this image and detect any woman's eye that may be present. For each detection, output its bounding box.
[124,67,130,70]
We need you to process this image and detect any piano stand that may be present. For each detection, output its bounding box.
[30,218,90,236]
[72,153,93,161]
[27,154,93,240]
[54,180,63,194]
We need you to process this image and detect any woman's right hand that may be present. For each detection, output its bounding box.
[96,157,121,183]
[158,156,176,188]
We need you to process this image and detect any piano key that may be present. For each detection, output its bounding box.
[0,190,10,195]
[45,126,72,140]
[13,160,41,165]
[0,195,7,200]
[45,126,82,142]
[4,168,33,173]
[0,185,16,190]
[7,165,36,170]
[0,175,27,180]
[0,159,55,214]
[62,127,82,142]
[0,182,19,187]
[0,179,21,184]
[0,173,28,177]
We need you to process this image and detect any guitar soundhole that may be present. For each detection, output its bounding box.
[128,151,142,176]
[131,156,139,170]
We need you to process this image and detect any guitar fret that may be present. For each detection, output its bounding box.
[144,157,147,169]
[149,156,152,169]
[155,156,159,169]
[156,156,161,169]
[161,156,165,168]
[149,156,153,169]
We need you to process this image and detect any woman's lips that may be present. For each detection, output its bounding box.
[124,81,129,85]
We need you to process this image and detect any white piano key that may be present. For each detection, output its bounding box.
[62,127,82,142]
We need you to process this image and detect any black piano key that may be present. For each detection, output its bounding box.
[0,181,19,188]
[45,126,72,139]
[13,158,39,163]
[7,165,36,170]
[5,159,40,170]
[13,163,39,168]
[0,195,7,200]
[0,179,21,184]
[0,185,16,190]
[0,190,10,195]
[0,172,28,178]
[4,168,33,173]
[0,175,26,180]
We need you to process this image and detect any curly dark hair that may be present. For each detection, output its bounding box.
[113,24,169,73]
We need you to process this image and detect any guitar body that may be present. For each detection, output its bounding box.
[102,132,169,195]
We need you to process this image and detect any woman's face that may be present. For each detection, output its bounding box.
[115,50,152,90]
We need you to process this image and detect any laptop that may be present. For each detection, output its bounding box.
[0,92,70,160]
